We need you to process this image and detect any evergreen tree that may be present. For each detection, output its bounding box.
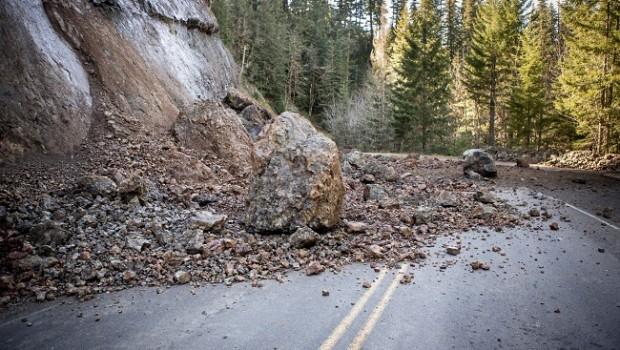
[465,0,524,147]
[391,0,451,151]
[556,0,620,153]
[509,0,559,150]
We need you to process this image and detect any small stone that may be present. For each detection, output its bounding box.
[602,208,613,219]
[549,222,559,231]
[529,208,540,217]
[306,261,325,276]
[474,191,495,204]
[125,235,150,252]
[362,281,372,288]
[367,245,383,258]
[554,308,561,314]
[470,261,490,271]
[191,210,227,231]
[446,246,461,256]
[174,270,191,284]
[492,246,502,253]
[346,221,368,233]
[414,206,433,225]
[598,248,605,253]
[322,289,330,297]
[400,274,413,284]
[289,227,319,249]
[122,270,137,282]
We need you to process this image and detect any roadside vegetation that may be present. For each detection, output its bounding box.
[213,0,620,156]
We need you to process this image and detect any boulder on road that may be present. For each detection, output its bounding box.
[463,149,497,178]
[246,112,345,233]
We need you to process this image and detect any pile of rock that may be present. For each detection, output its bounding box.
[545,151,620,171]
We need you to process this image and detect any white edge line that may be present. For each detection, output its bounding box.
[566,203,620,230]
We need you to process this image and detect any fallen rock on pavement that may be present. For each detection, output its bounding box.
[246,112,345,233]
[463,149,497,178]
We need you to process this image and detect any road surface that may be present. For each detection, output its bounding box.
[0,185,619,349]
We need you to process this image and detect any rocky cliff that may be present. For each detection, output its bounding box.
[0,0,236,158]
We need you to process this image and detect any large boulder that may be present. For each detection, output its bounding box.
[463,149,497,178]
[174,102,254,176]
[246,112,345,233]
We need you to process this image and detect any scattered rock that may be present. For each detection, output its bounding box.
[289,227,319,249]
[363,184,389,202]
[306,261,325,276]
[598,248,605,253]
[400,274,413,284]
[77,175,117,197]
[346,221,369,233]
[367,245,383,258]
[474,191,495,204]
[436,191,459,207]
[414,206,433,225]
[362,281,372,288]
[602,207,613,219]
[322,289,330,297]
[516,157,530,168]
[446,246,461,256]
[174,270,191,284]
[125,235,150,252]
[549,222,559,231]
[463,149,497,178]
[470,261,490,271]
[191,210,227,231]
[529,208,541,217]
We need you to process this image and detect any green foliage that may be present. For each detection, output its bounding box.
[556,0,620,153]
[391,0,452,152]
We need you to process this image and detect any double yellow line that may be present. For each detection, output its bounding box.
[319,265,409,350]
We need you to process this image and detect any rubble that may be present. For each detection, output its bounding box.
[0,144,522,306]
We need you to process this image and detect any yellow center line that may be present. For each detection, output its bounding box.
[347,264,409,350]
[319,268,389,350]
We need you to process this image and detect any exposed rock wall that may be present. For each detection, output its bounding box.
[0,0,236,158]
[0,0,92,156]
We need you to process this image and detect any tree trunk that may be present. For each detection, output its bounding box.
[488,57,497,147]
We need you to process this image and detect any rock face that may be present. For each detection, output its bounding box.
[463,149,497,178]
[0,0,92,157]
[246,113,345,233]
[1,0,236,158]
[174,103,254,175]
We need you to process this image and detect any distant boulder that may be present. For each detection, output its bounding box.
[246,112,345,233]
[463,149,497,178]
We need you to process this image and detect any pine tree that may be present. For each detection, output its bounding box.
[465,0,524,147]
[509,0,559,150]
[391,0,451,152]
[556,0,620,153]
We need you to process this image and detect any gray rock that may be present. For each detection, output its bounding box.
[184,230,205,254]
[289,227,319,249]
[77,175,118,197]
[414,206,434,225]
[346,221,369,233]
[474,191,496,204]
[246,113,345,233]
[125,235,150,252]
[191,211,227,231]
[463,149,497,178]
[436,191,459,207]
[174,270,191,284]
[363,184,388,202]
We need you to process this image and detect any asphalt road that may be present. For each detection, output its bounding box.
[1,188,619,350]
